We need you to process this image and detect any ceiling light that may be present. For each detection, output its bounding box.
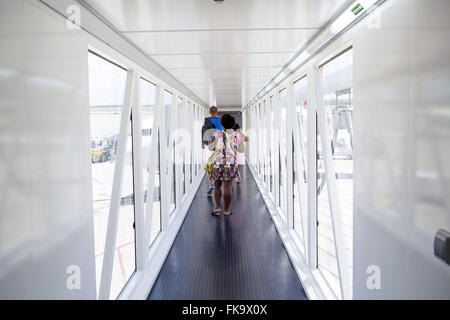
[330,0,378,34]
[273,73,285,84]
[287,51,310,71]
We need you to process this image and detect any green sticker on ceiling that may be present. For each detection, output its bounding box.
[351,3,364,15]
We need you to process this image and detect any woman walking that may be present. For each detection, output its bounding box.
[208,114,244,216]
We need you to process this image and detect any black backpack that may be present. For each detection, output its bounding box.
[202,117,216,145]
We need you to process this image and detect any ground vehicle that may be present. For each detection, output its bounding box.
[91,136,117,163]
[91,137,108,163]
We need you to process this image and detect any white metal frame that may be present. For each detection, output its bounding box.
[277,88,288,221]
[132,75,145,273]
[246,42,355,300]
[306,66,318,269]
[98,69,136,300]
[313,57,351,300]
[286,82,295,230]
[143,83,162,249]
[84,33,207,299]
[172,93,181,213]
[292,75,309,256]
[273,92,281,209]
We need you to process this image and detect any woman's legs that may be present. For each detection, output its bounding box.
[223,181,233,214]
[213,180,222,212]
[207,173,214,195]
[212,177,233,214]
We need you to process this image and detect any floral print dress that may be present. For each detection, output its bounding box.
[210,130,242,182]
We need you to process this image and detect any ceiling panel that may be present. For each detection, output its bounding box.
[126,29,317,55]
[86,0,347,31]
[151,52,291,70]
[85,0,348,108]
[171,67,279,78]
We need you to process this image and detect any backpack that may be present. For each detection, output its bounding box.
[213,131,237,168]
[201,117,216,145]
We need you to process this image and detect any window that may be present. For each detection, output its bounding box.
[262,101,269,189]
[269,97,275,200]
[317,48,353,298]
[193,106,198,177]
[279,89,288,217]
[88,51,136,299]
[111,114,136,299]
[164,90,176,215]
[257,104,262,176]
[140,78,161,246]
[188,103,193,186]
[293,77,308,241]
[196,106,201,176]
[178,98,185,197]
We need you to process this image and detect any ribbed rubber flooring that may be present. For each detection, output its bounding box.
[148,166,307,300]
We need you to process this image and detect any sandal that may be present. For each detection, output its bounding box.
[223,211,232,216]
[211,209,221,216]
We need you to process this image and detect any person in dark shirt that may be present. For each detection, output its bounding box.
[202,106,222,195]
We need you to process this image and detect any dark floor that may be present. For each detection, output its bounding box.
[148,166,307,300]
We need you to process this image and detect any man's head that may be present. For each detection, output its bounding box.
[220,114,236,130]
[209,106,218,117]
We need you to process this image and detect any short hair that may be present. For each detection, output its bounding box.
[221,114,235,130]
[209,106,218,115]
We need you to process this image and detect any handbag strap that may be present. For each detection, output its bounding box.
[222,131,228,157]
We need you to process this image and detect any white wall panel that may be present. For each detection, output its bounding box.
[0,0,96,299]
[353,0,450,299]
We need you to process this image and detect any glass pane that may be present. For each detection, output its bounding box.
[267,99,272,198]
[317,121,340,297]
[279,90,288,215]
[188,103,193,186]
[317,48,353,299]
[293,140,304,243]
[140,79,161,246]
[270,98,275,199]
[178,98,185,197]
[293,77,308,241]
[111,116,136,299]
[262,102,268,188]
[193,106,198,177]
[153,133,162,244]
[196,106,200,176]
[88,52,128,297]
[260,104,264,176]
[164,90,176,215]
[257,105,262,175]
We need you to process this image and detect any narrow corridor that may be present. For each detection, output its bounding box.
[148,166,307,300]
